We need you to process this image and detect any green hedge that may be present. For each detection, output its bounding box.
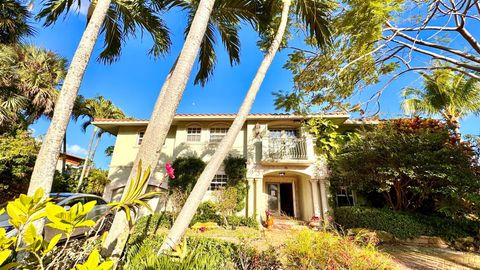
[334,206,479,240]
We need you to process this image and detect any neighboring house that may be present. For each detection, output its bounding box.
[56,153,84,174]
[93,113,363,223]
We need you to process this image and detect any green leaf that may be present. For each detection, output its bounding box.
[0,250,11,266]
[44,234,62,254]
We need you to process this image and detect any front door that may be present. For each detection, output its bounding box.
[266,183,295,217]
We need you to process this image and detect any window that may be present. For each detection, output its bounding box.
[209,127,228,143]
[209,174,228,190]
[269,129,282,138]
[137,132,145,145]
[284,129,298,138]
[268,129,298,138]
[187,127,201,142]
[335,186,355,207]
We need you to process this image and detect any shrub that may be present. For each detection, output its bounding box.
[123,234,280,270]
[335,206,479,241]
[128,212,173,245]
[191,201,222,225]
[283,230,394,270]
[168,156,206,193]
[123,234,237,269]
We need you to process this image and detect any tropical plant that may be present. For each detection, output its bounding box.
[0,0,34,44]
[330,119,480,217]
[0,44,67,131]
[28,0,171,208]
[0,164,160,269]
[402,69,480,140]
[77,96,125,191]
[283,230,394,269]
[0,130,38,204]
[160,0,332,252]
[0,188,112,270]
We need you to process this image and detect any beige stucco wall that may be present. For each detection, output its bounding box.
[101,117,331,222]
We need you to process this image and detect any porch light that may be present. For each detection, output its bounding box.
[279,172,286,176]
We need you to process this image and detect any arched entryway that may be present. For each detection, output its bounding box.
[262,171,314,221]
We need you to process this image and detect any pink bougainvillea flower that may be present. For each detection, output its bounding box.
[166,162,175,179]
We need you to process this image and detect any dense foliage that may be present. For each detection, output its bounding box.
[335,207,479,241]
[123,233,282,270]
[0,130,38,204]
[330,118,480,218]
[0,44,67,131]
[283,230,394,270]
[223,155,248,211]
[168,156,206,193]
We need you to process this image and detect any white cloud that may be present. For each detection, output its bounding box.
[67,144,88,157]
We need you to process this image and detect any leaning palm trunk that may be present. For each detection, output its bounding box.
[159,0,292,252]
[85,133,102,179]
[102,0,216,262]
[28,0,112,201]
[77,127,98,191]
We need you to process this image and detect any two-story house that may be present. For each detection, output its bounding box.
[93,113,359,223]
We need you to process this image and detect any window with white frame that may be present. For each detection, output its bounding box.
[268,129,298,138]
[335,186,355,207]
[209,127,228,143]
[187,127,201,142]
[209,174,228,190]
[137,131,145,145]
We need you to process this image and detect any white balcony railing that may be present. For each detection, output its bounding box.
[264,137,308,160]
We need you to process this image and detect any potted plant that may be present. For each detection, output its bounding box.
[308,216,321,230]
[265,210,274,229]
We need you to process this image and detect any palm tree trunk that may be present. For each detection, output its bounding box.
[77,127,98,192]
[159,0,292,252]
[28,0,111,200]
[102,0,215,262]
[62,134,67,174]
[85,133,102,179]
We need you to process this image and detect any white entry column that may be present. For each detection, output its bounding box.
[246,178,255,217]
[254,177,264,223]
[310,179,321,218]
[319,178,330,221]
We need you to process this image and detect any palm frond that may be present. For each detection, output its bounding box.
[294,0,332,49]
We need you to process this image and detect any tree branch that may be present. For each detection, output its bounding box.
[391,39,480,72]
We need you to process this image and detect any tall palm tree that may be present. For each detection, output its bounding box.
[402,69,480,140]
[0,0,34,44]
[160,0,331,252]
[76,96,125,192]
[102,0,265,260]
[28,0,171,200]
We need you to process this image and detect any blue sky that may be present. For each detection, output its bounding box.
[29,6,480,169]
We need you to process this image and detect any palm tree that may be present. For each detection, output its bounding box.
[0,44,67,131]
[0,0,34,44]
[102,0,264,260]
[402,69,480,140]
[28,0,171,199]
[159,0,331,252]
[76,96,125,192]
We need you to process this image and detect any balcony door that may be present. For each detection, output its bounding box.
[268,129,306,160]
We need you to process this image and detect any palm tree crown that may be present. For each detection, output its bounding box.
[81,95,126,132]
[0,0,34,44]
[402,69,480,137]
[37,0,171,63]
[0,44,67,130]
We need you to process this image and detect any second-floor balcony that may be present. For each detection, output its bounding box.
[261,136,315,165]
